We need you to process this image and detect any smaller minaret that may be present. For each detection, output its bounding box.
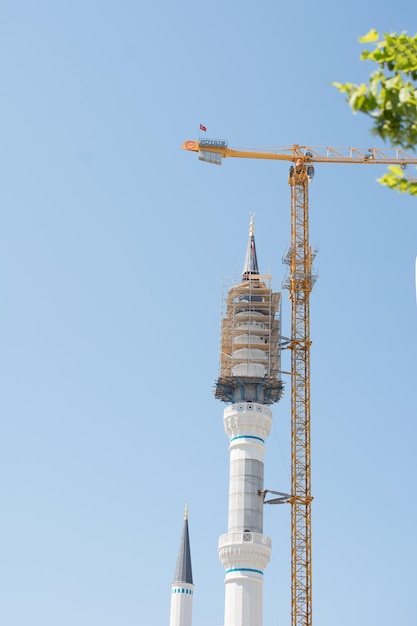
[169,504,194,626]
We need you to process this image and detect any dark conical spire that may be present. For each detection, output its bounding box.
[242,213,259,281]
[173,503,193,585]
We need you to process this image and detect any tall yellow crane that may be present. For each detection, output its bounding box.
[182,139,417,626]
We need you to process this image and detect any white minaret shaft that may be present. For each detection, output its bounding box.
[218,403,272,626]
[216,217,283,626]
[170,505,194,626]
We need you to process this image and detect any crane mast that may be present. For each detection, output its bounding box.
[182,138,417,626]
[284,161,315,626]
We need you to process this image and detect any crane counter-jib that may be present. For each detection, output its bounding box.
[182,139,417,165]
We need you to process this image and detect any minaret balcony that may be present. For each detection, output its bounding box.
[218,531,272,572]
[224,403,272,442]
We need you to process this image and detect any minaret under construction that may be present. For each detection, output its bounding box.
[215,215,283,626]
[169,504,194,626]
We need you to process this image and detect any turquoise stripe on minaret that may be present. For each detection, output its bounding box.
[226,568,264,575]
[230,435,265,443]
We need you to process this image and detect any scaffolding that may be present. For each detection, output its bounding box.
[215,274,284,405]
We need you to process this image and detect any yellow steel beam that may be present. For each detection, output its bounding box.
[182,139,417,165]
[287,166,313,626]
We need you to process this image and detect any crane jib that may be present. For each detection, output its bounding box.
[182,139,417,166]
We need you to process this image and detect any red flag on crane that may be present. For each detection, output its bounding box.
[200,124,207,132]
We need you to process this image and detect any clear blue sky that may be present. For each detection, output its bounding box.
[0,2,416,625]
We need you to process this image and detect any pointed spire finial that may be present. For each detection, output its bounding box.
[249,212,255,237]
[242,213,260,281]
[184,502,189,520]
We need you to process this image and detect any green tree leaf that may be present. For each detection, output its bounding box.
[359,29,379,43]
[332,31,417,193]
